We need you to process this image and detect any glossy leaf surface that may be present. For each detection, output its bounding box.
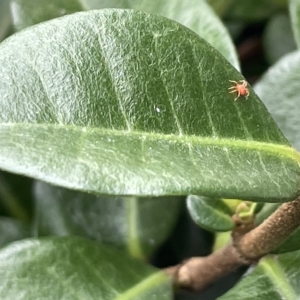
[255,50,300,151]
[219,253,300,300]
[0,10,300,201]
[0,236,172,299]
[187,195,234,232]
[34,181,182,259]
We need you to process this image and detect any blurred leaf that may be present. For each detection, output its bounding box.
[273,0,288,8]
[33,181,182,259]
[255,50,300,151]
[255,203,279,225]
[207,0,234,16]
[289,0,300,48]
[0,0,11,42]
[226,0,280,21]
[0,10,300,202]
[187,195,234,232]
[219,253,300,299]
[225,20,246,40]
[11,0,240,70]
[263,13,297,64]
[0,217,30,247]
[10,0,85,31]
[0,236,172,299]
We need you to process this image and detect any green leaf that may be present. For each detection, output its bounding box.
[254,50,300,151]
[0,217,30,247]
[0,236,172,299]
[11,0,239,69]
[289,0,300,48]
[0,10,300,201]
[219,253,300,299]
[187,195,234,232]
[263,13,296,64]
[10,0,86,31]
[34,181,182,259]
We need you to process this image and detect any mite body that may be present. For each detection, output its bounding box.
[228,80,249,101]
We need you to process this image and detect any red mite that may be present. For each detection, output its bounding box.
[228,80,250,101]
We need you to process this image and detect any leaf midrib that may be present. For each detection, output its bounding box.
[2,123,299,163]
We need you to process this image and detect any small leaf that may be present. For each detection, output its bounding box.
[219,253,300,299]
[34,181,182,259]
[0,217,30,247]
[263,13,296,64]
[187,195,234,232]
[0,10,300,201]
[255,50,300,151]
[289,0,300,48]
[0,236,172,299]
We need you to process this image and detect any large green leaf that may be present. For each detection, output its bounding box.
[254,50,300,151]
[0,236,172,299]
[289,0,300,48]
[0,10,300,201]
[34,181,182,259]
[219,253,300,299]
[11,0,239,69]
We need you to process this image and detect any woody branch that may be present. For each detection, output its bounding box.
[165,196,300,291]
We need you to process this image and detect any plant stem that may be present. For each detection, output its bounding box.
[238,197,300,259]
[165,196,300,291]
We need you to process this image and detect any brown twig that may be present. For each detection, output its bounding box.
[165,197,300,292]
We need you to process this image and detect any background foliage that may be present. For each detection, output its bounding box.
[0,0,300,299]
